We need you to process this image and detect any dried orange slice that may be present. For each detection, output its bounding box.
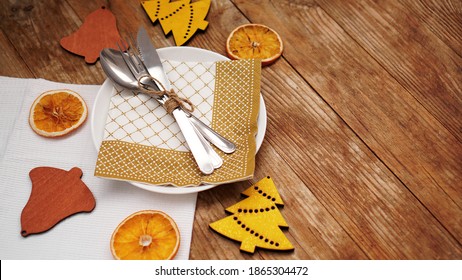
[29,89,87,137]
[110,210,180,260]
[226,23,283,66]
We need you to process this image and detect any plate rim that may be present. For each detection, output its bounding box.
[91,46,267,194]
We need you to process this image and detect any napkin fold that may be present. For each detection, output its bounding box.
[94,59,261,187]
[0,77,196,259]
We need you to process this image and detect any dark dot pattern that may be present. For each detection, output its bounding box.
[233,216,280,247]
[159,3,186,20]
[184,5,194,39]
[254,185,277,202]
[236,205,276,214]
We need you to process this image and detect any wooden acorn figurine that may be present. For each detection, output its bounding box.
[20,167,96,237]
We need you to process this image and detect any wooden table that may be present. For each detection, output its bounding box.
[1,0,461,260]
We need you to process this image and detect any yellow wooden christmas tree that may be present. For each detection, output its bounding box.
[141,0,211,46]
[209,176,294,253]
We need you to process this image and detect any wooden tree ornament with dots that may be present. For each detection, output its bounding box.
[209,176,294,253]
[141,0,211,46]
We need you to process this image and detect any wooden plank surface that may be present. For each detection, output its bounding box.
[316,0,462,141]
[399,0,462,56]
[0,0,105,84]
[0,0,460,259]
[232,0,462,243]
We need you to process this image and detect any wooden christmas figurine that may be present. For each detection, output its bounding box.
[141,0,211,46]
[209,176,294,253]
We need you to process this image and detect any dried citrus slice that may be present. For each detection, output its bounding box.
[29,89,87,137]
[110,210,180,260]
[226,23,283,66]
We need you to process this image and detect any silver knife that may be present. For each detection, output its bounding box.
[136,27,236,154]
[135,28,222,171]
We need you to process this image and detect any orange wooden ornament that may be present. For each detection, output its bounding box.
[20,167,96,237]
[60,6,124,64]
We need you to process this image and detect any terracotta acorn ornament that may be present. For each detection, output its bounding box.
[20,167,96,237]
[60,6,125,64]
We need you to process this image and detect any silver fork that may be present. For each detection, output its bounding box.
[116,38,223,174]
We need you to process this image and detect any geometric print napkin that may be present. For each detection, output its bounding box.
[94,59,261,187]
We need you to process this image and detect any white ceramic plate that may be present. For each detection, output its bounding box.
[91,47,267,194]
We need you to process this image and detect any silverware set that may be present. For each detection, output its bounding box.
[100,27,235,174]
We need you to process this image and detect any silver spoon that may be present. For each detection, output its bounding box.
[100,48,140,90]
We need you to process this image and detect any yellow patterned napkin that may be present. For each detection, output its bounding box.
[94,59,261,187]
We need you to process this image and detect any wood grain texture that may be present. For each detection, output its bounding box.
[316,0,462,142]
[1,0,461,259]
[0,29,33,78]
[0,0,105,84]
[232,0,462,247]
[190,1,368,260]
[399,0,462,56]
[260,61,460,259]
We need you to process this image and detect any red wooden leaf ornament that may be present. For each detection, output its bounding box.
[60,6,124,64]
[20,167,96,237]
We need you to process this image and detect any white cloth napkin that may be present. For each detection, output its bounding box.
[0,76,197,259]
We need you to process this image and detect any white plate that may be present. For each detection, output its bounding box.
[91,46,267,194]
